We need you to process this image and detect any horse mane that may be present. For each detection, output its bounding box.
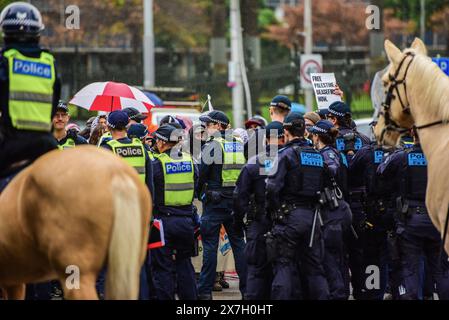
[406,49,449,122]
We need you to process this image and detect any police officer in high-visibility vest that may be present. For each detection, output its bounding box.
[150,124,198,300]
[196,110,247,300]
[0,2,61,193]
[53,101,87,150]
[377,128,449,300]
[100,111,154,299]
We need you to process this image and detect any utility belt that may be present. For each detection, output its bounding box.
[396,196,428,221]
[318,188,340,211]
[271,200,315,222]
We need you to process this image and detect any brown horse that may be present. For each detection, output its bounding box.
[0,146,152,299]
[374,38,449,254]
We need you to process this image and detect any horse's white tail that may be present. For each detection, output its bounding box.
[105,174,142,300]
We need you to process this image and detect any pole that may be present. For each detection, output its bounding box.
[143,0,155,89]
[230,0,244,128]
[420,0,426,41]
[304,0,313,112]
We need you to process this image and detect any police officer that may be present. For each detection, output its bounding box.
[128,123,149,146]
[150,124,198,300]
[197,110,247,300]
[123,107,148,125]
[309,120,352,300]
[53,101,87,149]
[377,128,449,300]
[100,111,154,299]
[266,112,330,300]
[326,101,371,299]
[233,121,285,300]
[326,102,370,160]
[0,2,61,192]
[347,122,396,300]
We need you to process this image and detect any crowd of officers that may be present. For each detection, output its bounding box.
[0,1,448,301]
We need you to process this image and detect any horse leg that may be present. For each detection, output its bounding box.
[62,276,98,300]
[2,284,26,300]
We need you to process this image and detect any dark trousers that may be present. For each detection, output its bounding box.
[244,216,272,300]
[198,208,247,298]
[322,200,352,300]
[397,212,449,300]
[151,215,197,300]
[270,207,329,300]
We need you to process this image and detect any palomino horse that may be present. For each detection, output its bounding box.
[374,37,449,254]
[0,146,152,299]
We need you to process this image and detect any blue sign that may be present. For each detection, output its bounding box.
[336,138,345,151]
[165,161,193,174]
[224,142,244,153]
[13,58,52,79]
[432,57,449,76]
[300,152,324,167]
[374,150,384,164]
[408,153,427,166]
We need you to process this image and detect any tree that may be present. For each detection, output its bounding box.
[264,0,369,49]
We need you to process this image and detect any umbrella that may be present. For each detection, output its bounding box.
[69,82,155,112]
[143,92,164,107]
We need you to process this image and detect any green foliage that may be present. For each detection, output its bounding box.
[384,0,449,25]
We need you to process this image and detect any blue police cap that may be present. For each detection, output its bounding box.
[199,110,230,126]
[107,110,129,129]
[127,123,148,140]
[328,101,350,118]
[265,121,284,138]
[308,120,335,135]
[154,124,182,143]
[283,112,305,127]
[270,95,292,110]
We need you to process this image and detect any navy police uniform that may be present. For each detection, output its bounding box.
[266,113,330,300]
[233,121,284,300]
[378,143,449,300]
[309,120,352,300]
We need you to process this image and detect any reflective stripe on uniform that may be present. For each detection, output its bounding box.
[10,91,53,103]
[165,182,195,191]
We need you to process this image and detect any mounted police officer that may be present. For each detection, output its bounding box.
[309,120,352,300]
[52,101,87,149]
[150,124,198,300]
[0,2,61,193]
[233,121,285,300]
[197,110,247,300]
[377,128,449,300]
[266,112,330,300]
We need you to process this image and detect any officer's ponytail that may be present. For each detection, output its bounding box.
[318,127,339,146]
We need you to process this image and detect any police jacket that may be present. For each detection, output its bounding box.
[55,133,88,149]
[101,137,154,198]
[197,131,245,208]
[319,145,348,198]
[335,126,370,160]
[151,147,198,217]
[0,42,61,134]
[266,138,331,213]
[233,145,276,221]
[377,143,427,207]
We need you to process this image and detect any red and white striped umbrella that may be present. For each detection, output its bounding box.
[69,82,154,112]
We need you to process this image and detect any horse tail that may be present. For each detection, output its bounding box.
[105,173,142,300]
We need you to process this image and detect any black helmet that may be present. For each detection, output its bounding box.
[0,2,44,41]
